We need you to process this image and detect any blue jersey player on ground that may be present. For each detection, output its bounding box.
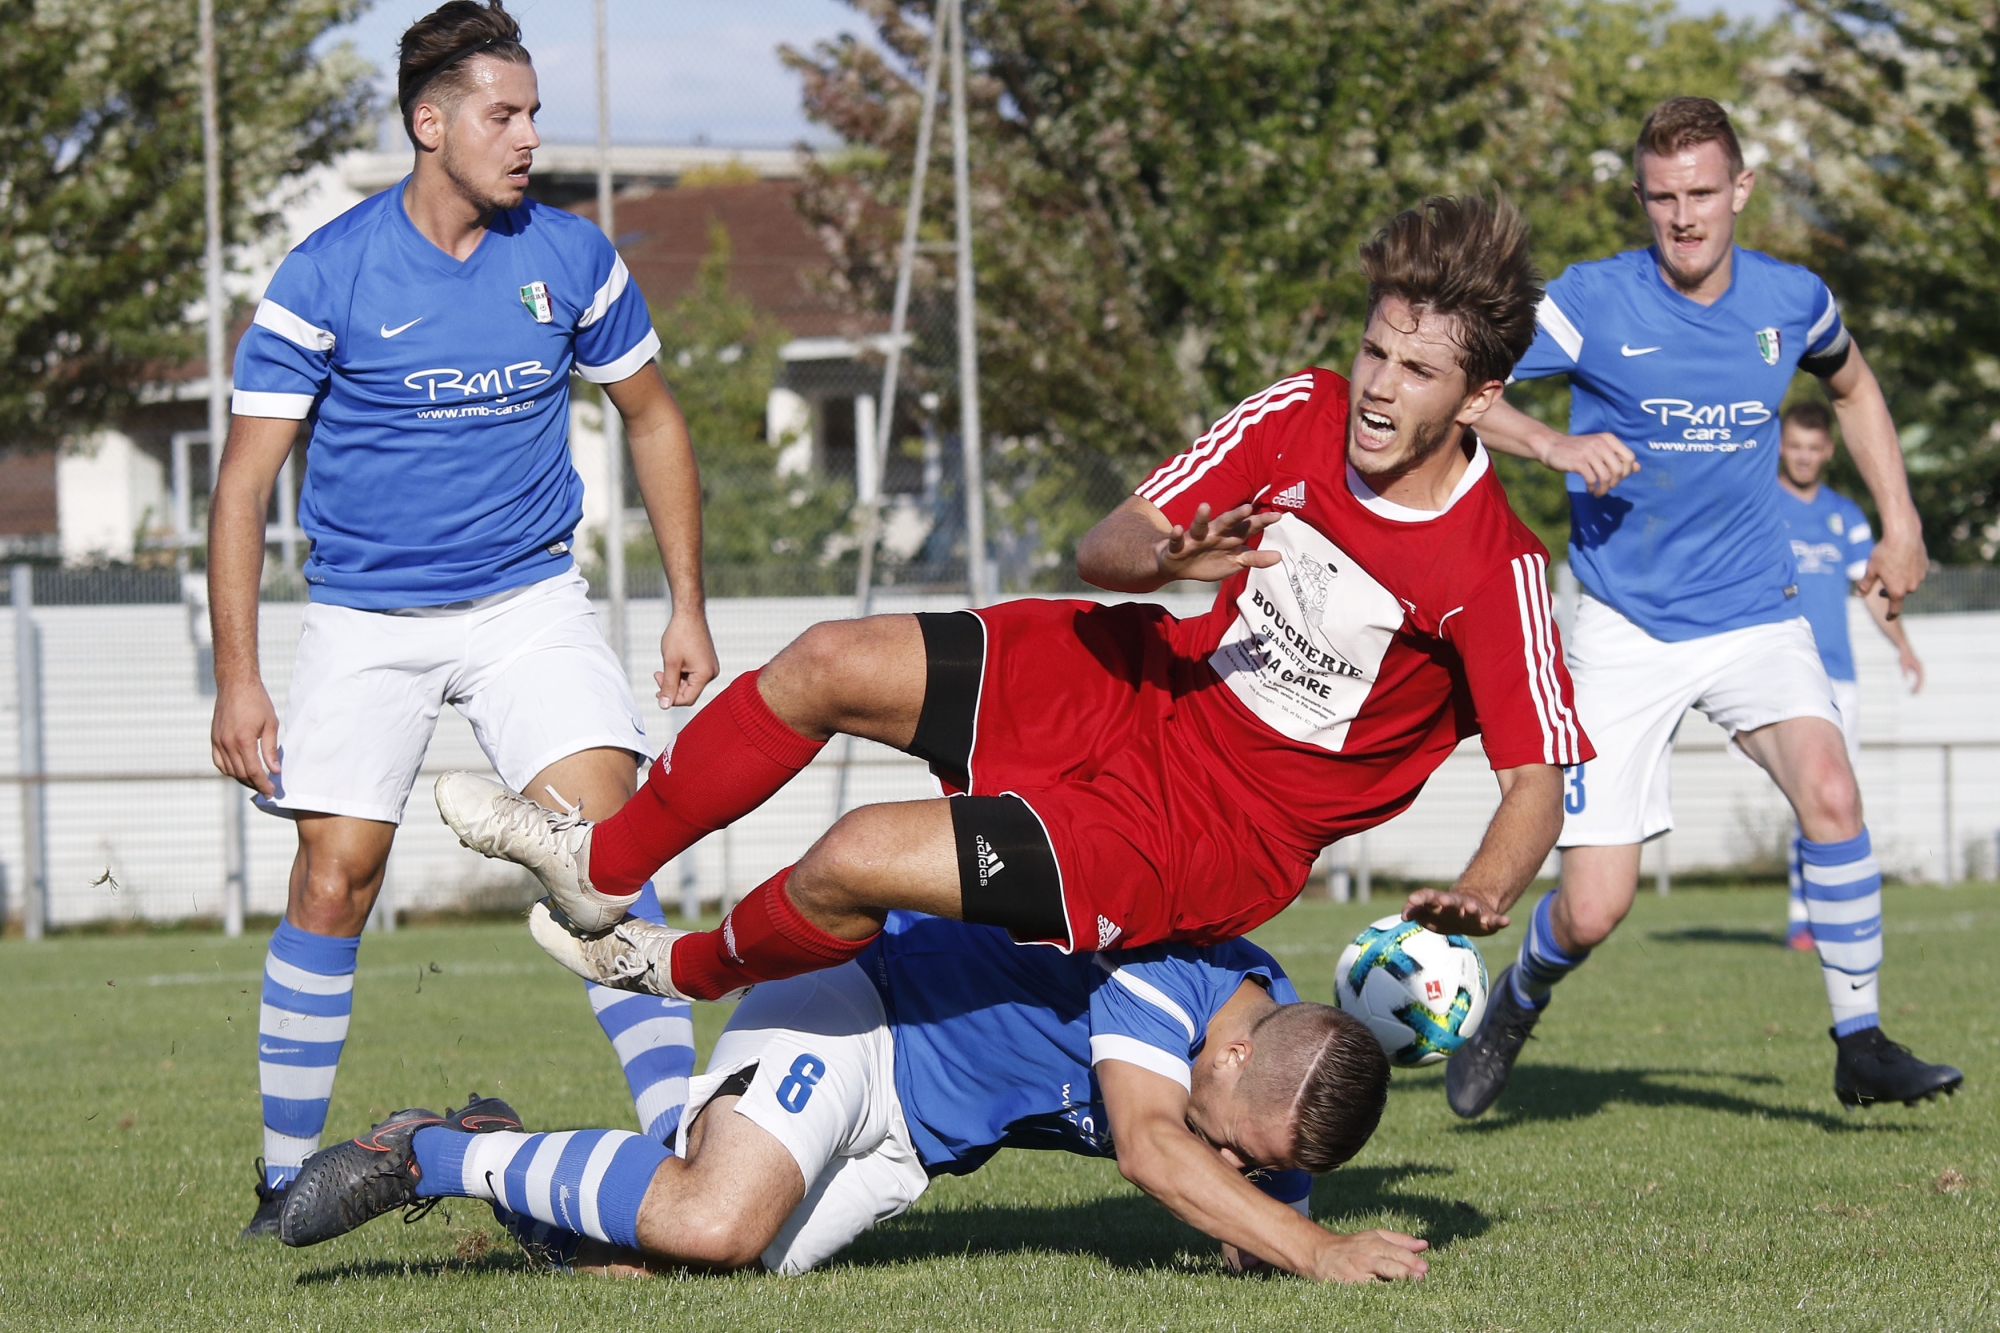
[1773,400,1925,950]
[274,913,1429,1284]
[208,1,715,1236]
[1448,97,1960,1114]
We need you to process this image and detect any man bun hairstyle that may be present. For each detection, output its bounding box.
[398,1,531,148]
[1242,1003,1390,1174]
[1635,96,1745,181]
[1358,195,1542,388]
[1782,400,1833,434]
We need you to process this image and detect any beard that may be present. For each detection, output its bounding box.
[440,138,526,215]
[1350,401,1459,480]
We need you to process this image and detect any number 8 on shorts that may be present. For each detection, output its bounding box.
[776,1054,827,1113]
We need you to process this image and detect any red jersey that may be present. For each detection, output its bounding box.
[1134,368,1591,855]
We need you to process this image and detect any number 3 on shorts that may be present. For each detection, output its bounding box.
[776,1053,827,1113]
[1563,763,1586,816]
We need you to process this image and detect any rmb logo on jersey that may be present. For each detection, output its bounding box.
[519,281,553,324]
[1756,327,1781,366]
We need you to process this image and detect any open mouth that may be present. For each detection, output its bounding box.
[1357,408,1396,447]
[504,160,532,185]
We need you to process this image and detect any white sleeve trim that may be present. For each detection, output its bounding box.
[1089,1034,1193,1090]
[1807,285,1842,345]
[577,254,632,330]
[252,298,336,353]
[231,390,315,419]
[575,327,661,383]
[1535,295,1583,363]
[1094,955,1197,1040]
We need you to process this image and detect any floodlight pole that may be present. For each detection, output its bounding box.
[200,0,247,938]
[852,6,947,621]
[948,0,990,607]
[832,1,949,823]
[595,0,627,673]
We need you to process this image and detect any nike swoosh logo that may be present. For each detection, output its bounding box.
[258,1043,301,1057]
[1620,344,1661,357]
[380,318,422,338]
[1851,980,1872,989]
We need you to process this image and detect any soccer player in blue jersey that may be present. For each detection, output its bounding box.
[207,1,716,1235]
[1774,401,1924,949]
[1447,97,1961,1114]
[277,912,1429,1283]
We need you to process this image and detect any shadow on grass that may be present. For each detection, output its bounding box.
[833,1160,1489,1273]
[1648,926,1790,948]
[295,1249,532,1285]
[1451,1062,1916,1134]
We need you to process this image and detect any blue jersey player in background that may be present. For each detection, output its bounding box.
[1774,400,1925,950]
[1452,97,1960,1115]
[275,913,1430,1284]
[209,2,715,1236]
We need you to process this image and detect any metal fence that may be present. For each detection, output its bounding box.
[3,565,1998,935]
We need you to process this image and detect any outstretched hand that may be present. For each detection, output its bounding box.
[1156,502,1282,583]
[1402,888,1510,937]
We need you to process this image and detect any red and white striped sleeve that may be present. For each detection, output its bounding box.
[1445,551,1592,768]
[1134,372,1318,527]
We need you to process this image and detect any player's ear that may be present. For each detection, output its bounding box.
[410,99,447,153]
[1732,168,1756,214]
[1456,378,1506,426]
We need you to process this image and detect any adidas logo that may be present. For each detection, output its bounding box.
[975,835,1005,885]
[1096,915,1122,949]
[1271,480,1307,510]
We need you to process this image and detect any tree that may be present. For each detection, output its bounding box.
[784,0,1767,572]
[643,222,854,595]
[0,0,373,442]
[1757,0,2000,561]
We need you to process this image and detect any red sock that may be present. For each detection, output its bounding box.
[588,671,826,894]
[667,869,876,1000]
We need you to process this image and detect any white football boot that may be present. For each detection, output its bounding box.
[433,772,640,932]
[526,899,745,1002]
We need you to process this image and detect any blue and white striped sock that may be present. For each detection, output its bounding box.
[1786,826,1813,940]
[258,921,360,1190]
[411,1127,668,1249]
[586,881,695,1143]
[1799,829,1882,1036]
[1509,888,1589,1010]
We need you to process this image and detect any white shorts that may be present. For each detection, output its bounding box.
[678,963,929,1276]
[260,569,648,824]
[1830,677,1861,768]
[1559,594,1842,847]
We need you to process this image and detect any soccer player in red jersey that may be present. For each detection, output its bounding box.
[437,196,1592,1000]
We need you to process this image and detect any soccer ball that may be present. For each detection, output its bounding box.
[1333,915,1489,1067]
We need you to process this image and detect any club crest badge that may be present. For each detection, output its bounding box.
[520,281,553,324]
[1756,326,1781,366]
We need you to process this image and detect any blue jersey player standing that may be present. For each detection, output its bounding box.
[208,2,716,1235]
[1452,97,1960,1114]
[1774,400,1924,950]
[276,913,1429,1283]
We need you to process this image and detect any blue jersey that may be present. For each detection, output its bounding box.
[232,183,661,609]
[1510,247,1850,642]
[1778,486,1872,681]
[863,913,1312,1206]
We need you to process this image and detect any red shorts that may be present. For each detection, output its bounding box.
[926,599,1315,952]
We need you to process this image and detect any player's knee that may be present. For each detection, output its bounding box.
[764,621,868,730]
[790,816,875,913]
[1798,762,1863,837]
[671,1201,773,1269]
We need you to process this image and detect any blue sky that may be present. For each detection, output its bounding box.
[331,0,1787,149]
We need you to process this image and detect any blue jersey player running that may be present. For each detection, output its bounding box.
[275,913,1428,1284]
[209,1,716,1235]
[1774,400,1924,950]
[1450,97,1960,1113]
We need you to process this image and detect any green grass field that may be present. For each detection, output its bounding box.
[3,884,1996,1331]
